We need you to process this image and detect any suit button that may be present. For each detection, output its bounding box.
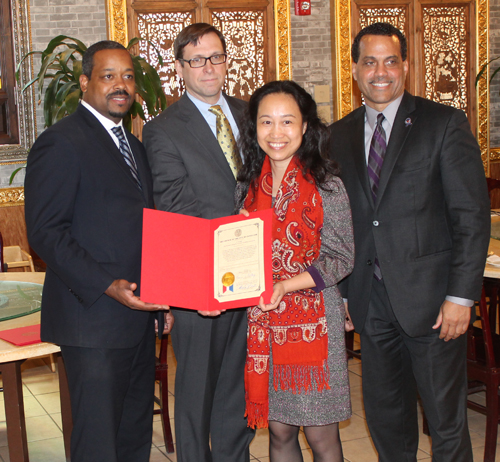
[367,260,372,265]
[373,221,379,226]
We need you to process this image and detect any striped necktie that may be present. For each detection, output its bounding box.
[209,105,242,179]
[111,126,142,190]
[367,113,386,281]
[367,113,387,202]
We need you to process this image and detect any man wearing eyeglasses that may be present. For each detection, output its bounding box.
[143,23,252,462]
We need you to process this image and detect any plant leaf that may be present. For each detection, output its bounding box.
[55,81,79,105]
[9,166,26,185]
[64,89,81,114]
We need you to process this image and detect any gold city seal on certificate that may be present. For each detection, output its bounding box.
[214,218,266,302]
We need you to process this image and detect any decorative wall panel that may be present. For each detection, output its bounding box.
[423,6,468,112]
[212,11,265,97]
[358,7,406,31]
[137,12,193,106]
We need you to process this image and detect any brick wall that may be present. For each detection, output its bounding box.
[290,0,333,123]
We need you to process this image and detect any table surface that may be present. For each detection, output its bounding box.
[0,272,60,363]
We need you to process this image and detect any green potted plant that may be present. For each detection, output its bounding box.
[11,35,166,183]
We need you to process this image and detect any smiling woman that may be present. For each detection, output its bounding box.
[234,80,354,461]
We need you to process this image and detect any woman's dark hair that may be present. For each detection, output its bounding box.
[237,80,339,188]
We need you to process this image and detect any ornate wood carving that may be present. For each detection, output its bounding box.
[111,0,288,84]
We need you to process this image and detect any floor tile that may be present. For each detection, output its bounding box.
[342,436,377,461]
[339,413,371,441]
[34,392,61,415]
[26,415,62,442]
[249,427,269,459]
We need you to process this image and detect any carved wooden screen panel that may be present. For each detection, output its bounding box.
[422,5,470,115]
[211,10,266,98]
[349,0,475,131]
[129,0,274,107]
[136,11,194,108]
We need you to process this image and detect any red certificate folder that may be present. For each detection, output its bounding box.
[0,324,41,346]
[141,208,273,311]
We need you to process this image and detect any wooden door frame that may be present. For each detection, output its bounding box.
[330,0,491,171]
[105,0,292,80]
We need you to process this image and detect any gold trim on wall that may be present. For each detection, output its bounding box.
[0,187,25,207]
[332,0,352,120]
[275,0,292,80]
[106,0,129,46]
[106,0,291,80]
[477,0,490,171]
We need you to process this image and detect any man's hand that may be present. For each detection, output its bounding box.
[197,309,226,317]
[344,301,355,332]
[155,311,175,335]
[105,279,167,311]
[432,300,471,341]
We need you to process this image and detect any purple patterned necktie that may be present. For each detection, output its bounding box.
[368,113,387,202]
[367,113,386,281]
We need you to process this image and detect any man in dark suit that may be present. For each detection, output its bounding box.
[25,41,172,462]
[143,23,253,462]
[329,23,490,461]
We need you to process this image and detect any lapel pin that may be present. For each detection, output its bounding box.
[405,117,412,127]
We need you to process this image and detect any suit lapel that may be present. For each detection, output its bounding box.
[126,132,152,204]
[227,95,245,130]
[78,105,147,200]
[177,94,236,183]
[350,107,375,208]
[375,92,417,207]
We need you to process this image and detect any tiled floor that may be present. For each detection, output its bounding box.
[0,335,498,462]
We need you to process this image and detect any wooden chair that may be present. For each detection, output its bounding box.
[487,177,500,206]
[466,288,500,462]
[345,330,361,360]
[0,232,4,272]
[3,245,34,272]
[154,336,174,453]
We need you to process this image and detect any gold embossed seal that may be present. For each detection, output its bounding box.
[222,272,235,287]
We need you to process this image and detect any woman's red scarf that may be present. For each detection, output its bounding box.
[243,155,329,429]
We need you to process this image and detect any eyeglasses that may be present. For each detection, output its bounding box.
[180,54,227,68]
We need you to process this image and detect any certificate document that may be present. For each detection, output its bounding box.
[141,208,272,311]
[214,218,265,302]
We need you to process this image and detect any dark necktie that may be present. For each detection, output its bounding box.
[209,105,243,178]
[367,113,386,281]
[367,113,387,202]
[111,126,142,190]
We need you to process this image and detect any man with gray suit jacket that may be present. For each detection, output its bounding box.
[143,23,254,462]
[329,23,490,461]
